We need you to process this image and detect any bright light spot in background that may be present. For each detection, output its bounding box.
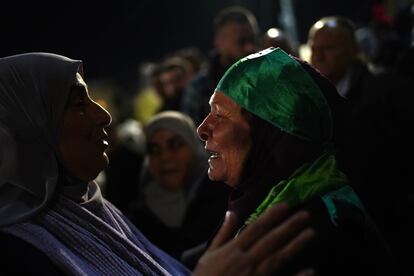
[299,44,311,63]
[96,99,109,109]
[314,20,337,30]
[267,28,280,38]
[314,21,324,30]
[325,20,338,28]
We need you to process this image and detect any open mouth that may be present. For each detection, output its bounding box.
[208,150,219,159]
[97,138,109,150]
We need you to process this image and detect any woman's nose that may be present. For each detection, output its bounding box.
[197,117,210,141]
[159,148,173,161]
[94,102,112,127]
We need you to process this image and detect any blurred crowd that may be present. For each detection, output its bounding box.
[86,2,414,273]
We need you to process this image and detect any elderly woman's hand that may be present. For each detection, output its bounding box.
[192,203,314,276]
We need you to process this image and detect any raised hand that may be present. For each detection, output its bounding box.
[193,203,315,276]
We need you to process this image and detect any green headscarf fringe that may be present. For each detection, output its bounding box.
[236,148,347,236]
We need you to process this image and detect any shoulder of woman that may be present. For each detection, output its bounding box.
[289,197,394,275]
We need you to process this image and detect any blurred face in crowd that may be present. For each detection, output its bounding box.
[197,92,252,187]
[151,71,167,98]
[59,73,112,182]
[159,67,187,98]
[215,22,257,66]
[147,128,194,191]
[308,23,358,83]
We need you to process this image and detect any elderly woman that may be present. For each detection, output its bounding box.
[0,52,314,275]
[197,47,394,275]
[128,111,229,258]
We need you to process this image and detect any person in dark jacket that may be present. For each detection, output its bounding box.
[308,17,414,275]
[181,5,259,125]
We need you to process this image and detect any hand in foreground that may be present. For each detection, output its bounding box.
[192,203,315,276]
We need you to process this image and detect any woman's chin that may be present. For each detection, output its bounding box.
[207,168,224,183]
[103,153,110,166]
[159,180,183,191]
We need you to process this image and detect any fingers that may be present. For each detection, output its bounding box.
[236,203,290,250]
[195,204,315,276]
[278,228,315,262]
[248,210,311,259]
[255,227,315,275]
[209,211,237,250]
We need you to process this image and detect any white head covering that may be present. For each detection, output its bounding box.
[139,111,208,227]
[0,52,82,226]
[145,111,205,159]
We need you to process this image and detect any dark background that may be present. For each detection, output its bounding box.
[1,0,377,84]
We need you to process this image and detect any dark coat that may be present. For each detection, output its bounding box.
[0,231,63,275]
[281,194,397,276]
[128,174,230,260]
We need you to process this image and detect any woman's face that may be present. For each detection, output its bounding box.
[59,73,112,182]
[197,92,252,187]
[147,128,194,191]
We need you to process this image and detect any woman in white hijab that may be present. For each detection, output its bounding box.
[0,52,314,276]
[128,111,229,259]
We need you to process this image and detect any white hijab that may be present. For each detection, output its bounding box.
[0,52,82,226]
[140,111,208,227]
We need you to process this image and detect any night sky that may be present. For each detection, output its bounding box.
[1,0,215,82]
[1,0,375,85]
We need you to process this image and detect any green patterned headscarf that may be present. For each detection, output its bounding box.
[216,47,333,144]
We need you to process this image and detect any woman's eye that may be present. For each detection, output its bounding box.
[214,113,224,122]
[148,144,161,155]
[169,138,185,150]
[75,97,86,106]
[69,85,88,107]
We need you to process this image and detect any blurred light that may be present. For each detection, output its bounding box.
[314,21,324,30]
[96,99,109,109]
[299,44,311,63]
[325,20,338,28]
[267,28,280,38]
[314,20,337,30]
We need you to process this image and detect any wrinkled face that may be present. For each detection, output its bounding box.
[147,129,194,191]
[59,73,112,182]
[215,22,257,65]
[308,26,358,83]
[197,92,252,187]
